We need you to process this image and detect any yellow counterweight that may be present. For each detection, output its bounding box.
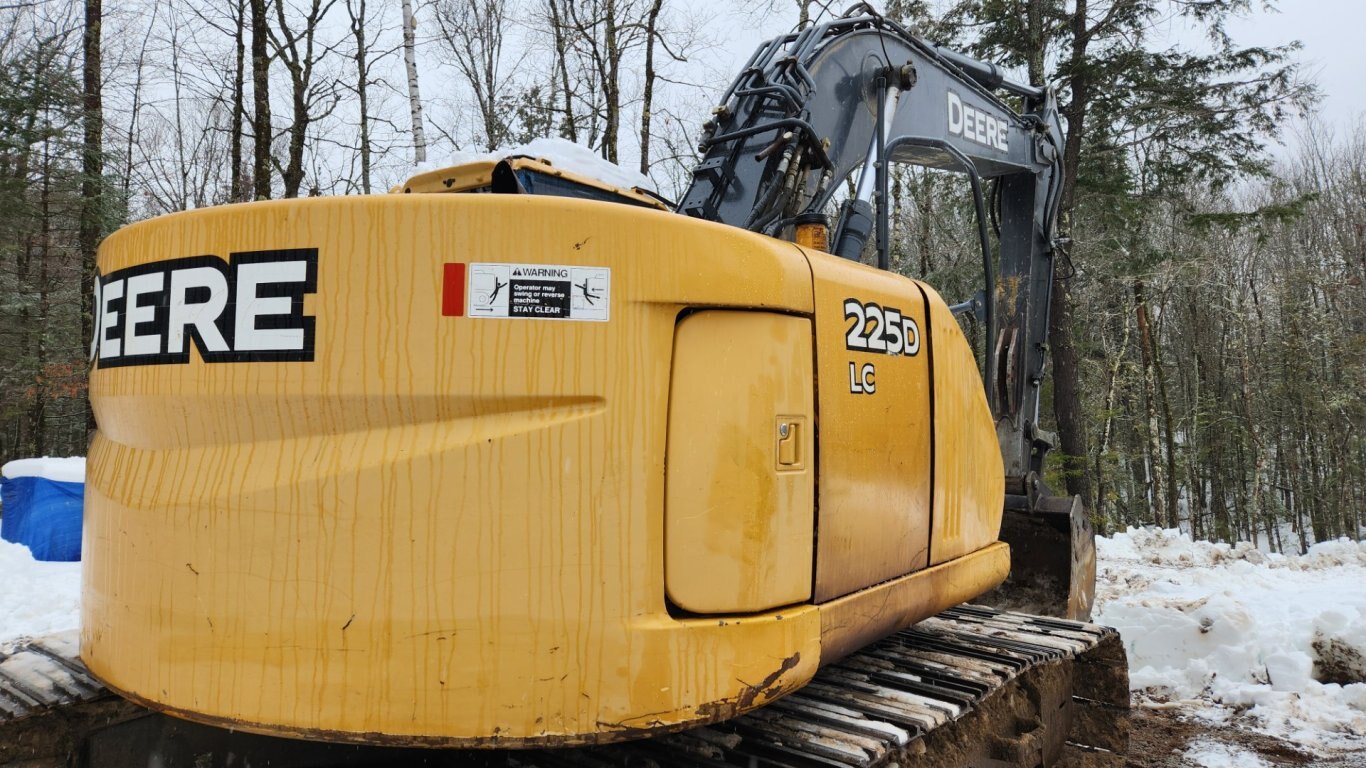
[83,192,1005,746]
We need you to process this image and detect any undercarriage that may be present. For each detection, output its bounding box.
[1,606,1127,768]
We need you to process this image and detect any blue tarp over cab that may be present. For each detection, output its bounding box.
[1,475,84,561]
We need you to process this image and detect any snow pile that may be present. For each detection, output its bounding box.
[1,456,86,483]
[413,137,657,194]
[0,539,81,637]
[1095,527,1366,753]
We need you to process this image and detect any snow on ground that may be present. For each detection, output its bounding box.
[1095,527,1366,756]
[412,136,657,194]
[0,538,81,639]
[1182,739,1273,767]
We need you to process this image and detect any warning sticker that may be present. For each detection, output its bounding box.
[467,263,610,322]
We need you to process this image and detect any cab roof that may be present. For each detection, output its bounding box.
[395,155,671,211]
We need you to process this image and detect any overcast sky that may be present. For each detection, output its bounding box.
[1221,0,1364,136]
[712,0,1362,151]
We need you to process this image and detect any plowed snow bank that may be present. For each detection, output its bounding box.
[1095,527,1366,754]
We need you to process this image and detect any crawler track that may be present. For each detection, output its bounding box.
[0,607,1127,768]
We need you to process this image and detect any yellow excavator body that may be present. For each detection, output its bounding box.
[82,173,1006,746]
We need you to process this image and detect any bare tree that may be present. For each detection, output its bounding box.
[433,0,520,151]
[344,0,372,191]
[78,0,100,419]
[118,5,157,205]
[269,0,340,198]
[636,0,663,174]
[563,0,628,162]
[560,0,693,165]
[543,0,578,142]
[132,7,235,216]
[230,0,248,200]
[250,0,271,199]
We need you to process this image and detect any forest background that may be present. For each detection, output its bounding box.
[0,0,1360,552]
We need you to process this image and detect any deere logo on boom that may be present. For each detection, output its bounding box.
[91,248,318,368]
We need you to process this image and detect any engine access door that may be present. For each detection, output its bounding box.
[665,311,815,614]
[809,257,934,602]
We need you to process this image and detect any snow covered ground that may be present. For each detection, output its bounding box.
[1,456,84,638]
[2,501,1363,763]
[0,538,81,638]
[1096,527,1366,762]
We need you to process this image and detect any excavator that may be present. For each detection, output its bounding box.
[0,7,1127,767]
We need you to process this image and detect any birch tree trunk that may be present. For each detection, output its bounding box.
[35,137,53,453]
[402,0,428,164]
[1095,300,1132,527]
[1154,301,1180,529]
[1134,279,1167,527]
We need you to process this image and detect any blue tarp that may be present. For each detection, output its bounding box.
[1,475,83,561]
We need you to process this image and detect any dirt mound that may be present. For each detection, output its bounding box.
[1111,707,1366,767]
[1313,634,1366,686]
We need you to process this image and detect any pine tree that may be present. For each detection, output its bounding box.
[925,0,1313,521]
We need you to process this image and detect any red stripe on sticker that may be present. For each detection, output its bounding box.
[442,263,467,316]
